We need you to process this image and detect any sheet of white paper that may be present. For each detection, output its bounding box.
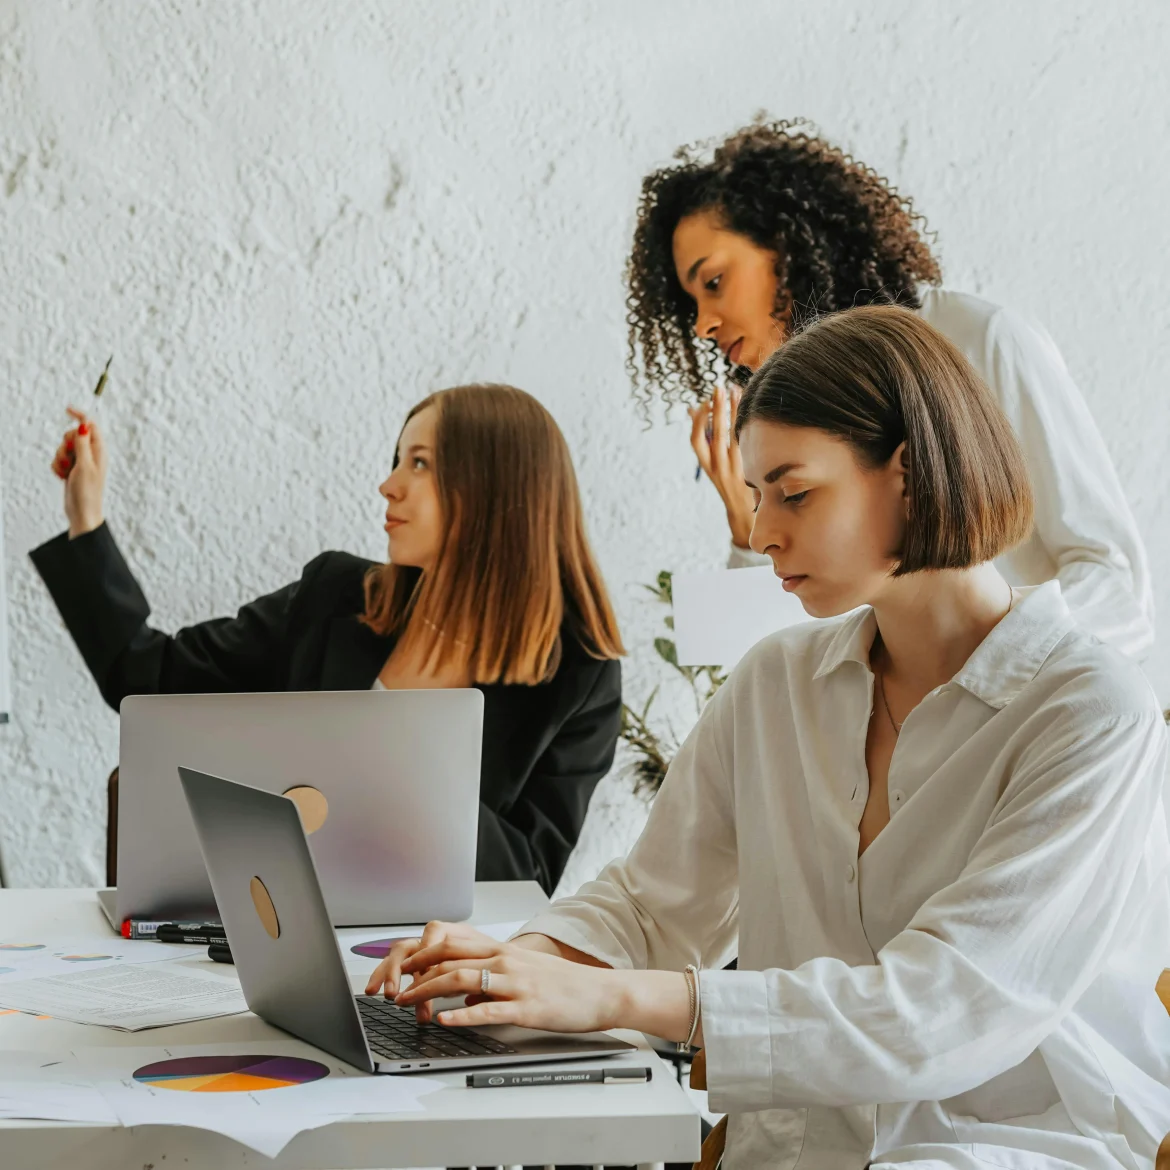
[0,935,195,982]
[672,565,812,667]
[76,1040,442,1157]
[0,1051,117,1123]
[0,959,247,1029]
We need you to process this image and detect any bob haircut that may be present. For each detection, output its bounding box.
[735,305,1034,575]
[362,384,625,685]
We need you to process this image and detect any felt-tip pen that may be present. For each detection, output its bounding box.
[155,925,228,946]
[121,917,223,940]
[466,1066,652,1088]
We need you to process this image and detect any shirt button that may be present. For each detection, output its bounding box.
[845,864,856,883]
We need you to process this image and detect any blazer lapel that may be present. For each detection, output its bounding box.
[319,615,395,690]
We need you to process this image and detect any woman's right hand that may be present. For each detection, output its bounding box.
[689,383,757,550]
[51,407,107,538]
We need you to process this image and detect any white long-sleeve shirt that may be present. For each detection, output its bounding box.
[520,583,1170,1169]
[728,288,1155,660]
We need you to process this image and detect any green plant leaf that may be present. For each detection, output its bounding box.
[654,637,679,667]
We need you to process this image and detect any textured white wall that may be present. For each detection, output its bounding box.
[1,1,1167,888]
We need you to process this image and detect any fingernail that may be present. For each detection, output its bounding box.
[78,424,88,436]
[65,439,73,451]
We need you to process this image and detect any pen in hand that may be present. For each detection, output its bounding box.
[56,355,112,479]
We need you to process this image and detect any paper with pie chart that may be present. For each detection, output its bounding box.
[0,936,192,983]
[78,1042,443,1157]
[133,1054,329,1091]
[346,920,526,959]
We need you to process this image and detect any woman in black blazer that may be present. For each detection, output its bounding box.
[33,384,625,895]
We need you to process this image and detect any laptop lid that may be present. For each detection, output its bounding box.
[179,766,638,1077]
[117,689,483,926]
[179,766,376,1072]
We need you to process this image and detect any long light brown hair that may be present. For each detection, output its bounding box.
[361,384,624,685]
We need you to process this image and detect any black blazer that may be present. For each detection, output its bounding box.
[31,524,622,894]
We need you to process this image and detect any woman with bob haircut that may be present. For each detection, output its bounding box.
[627,118,1154,660]
[34,383,624,894]
[370,310,1170,1170]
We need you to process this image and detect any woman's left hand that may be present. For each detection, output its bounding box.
[370,928,627,1033]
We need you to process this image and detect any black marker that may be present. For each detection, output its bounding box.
[156,924,228,946]
[207,942,234,965]
[466,1066,652,1088]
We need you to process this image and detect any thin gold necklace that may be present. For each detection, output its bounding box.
[877,585,1015,737]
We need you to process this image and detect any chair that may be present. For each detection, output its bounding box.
[687,1050,725,1170]
[106,767,118,887]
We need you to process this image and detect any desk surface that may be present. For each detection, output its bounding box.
[0,883,700,1169]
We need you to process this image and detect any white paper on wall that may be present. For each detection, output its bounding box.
[0,482,9,724]
[671,565,812,668]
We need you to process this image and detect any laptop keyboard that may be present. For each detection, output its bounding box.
[356,995,518,1061]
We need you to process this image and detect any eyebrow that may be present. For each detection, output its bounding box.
[684,255,708,287]
[758,462,804,485]
[396,442,433,460]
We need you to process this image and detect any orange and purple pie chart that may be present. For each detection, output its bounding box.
[350,935,413,959]
[133,1055,329,1092]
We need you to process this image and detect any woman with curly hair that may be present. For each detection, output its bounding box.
[626,118,1153,657]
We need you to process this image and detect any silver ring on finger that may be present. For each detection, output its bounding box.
[480,967,492,994]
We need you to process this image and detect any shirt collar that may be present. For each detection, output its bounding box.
[812,606,878,681]
[950,582,1075,709]
[812,581,1075,710]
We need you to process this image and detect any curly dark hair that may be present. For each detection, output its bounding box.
[625,117,942,413]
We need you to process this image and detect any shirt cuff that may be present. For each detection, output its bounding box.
[509,912,636,970]
[700,966,774,1112]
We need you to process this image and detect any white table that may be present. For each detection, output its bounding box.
[0,883,700,1169]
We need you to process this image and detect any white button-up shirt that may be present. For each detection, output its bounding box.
[521,584,1170,1169]
[728,288,1156,660]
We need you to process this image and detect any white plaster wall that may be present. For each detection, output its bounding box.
[1,0,1167,888]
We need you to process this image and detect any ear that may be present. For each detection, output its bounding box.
[888,440,910,508]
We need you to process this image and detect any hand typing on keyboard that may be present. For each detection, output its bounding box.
[363,920,698,1045]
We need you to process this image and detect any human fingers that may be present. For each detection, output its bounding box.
[71,424,97,470]
[432,997,521,1029]
[65,406,90,427]
[364,937,422,997]
[709,385,730,477]
[400,929,506,977]
[689,400,713,474]
[728,419,745,482]
[84,419,106,467]
[51,434,76,479]
[401,954,511,995]
[394,957,506,1008]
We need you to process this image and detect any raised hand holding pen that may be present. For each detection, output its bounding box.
[51,406,107,538]
[687,383,756,550]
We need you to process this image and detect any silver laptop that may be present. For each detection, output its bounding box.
[101,690,483,929]
[178,766,635,1074]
